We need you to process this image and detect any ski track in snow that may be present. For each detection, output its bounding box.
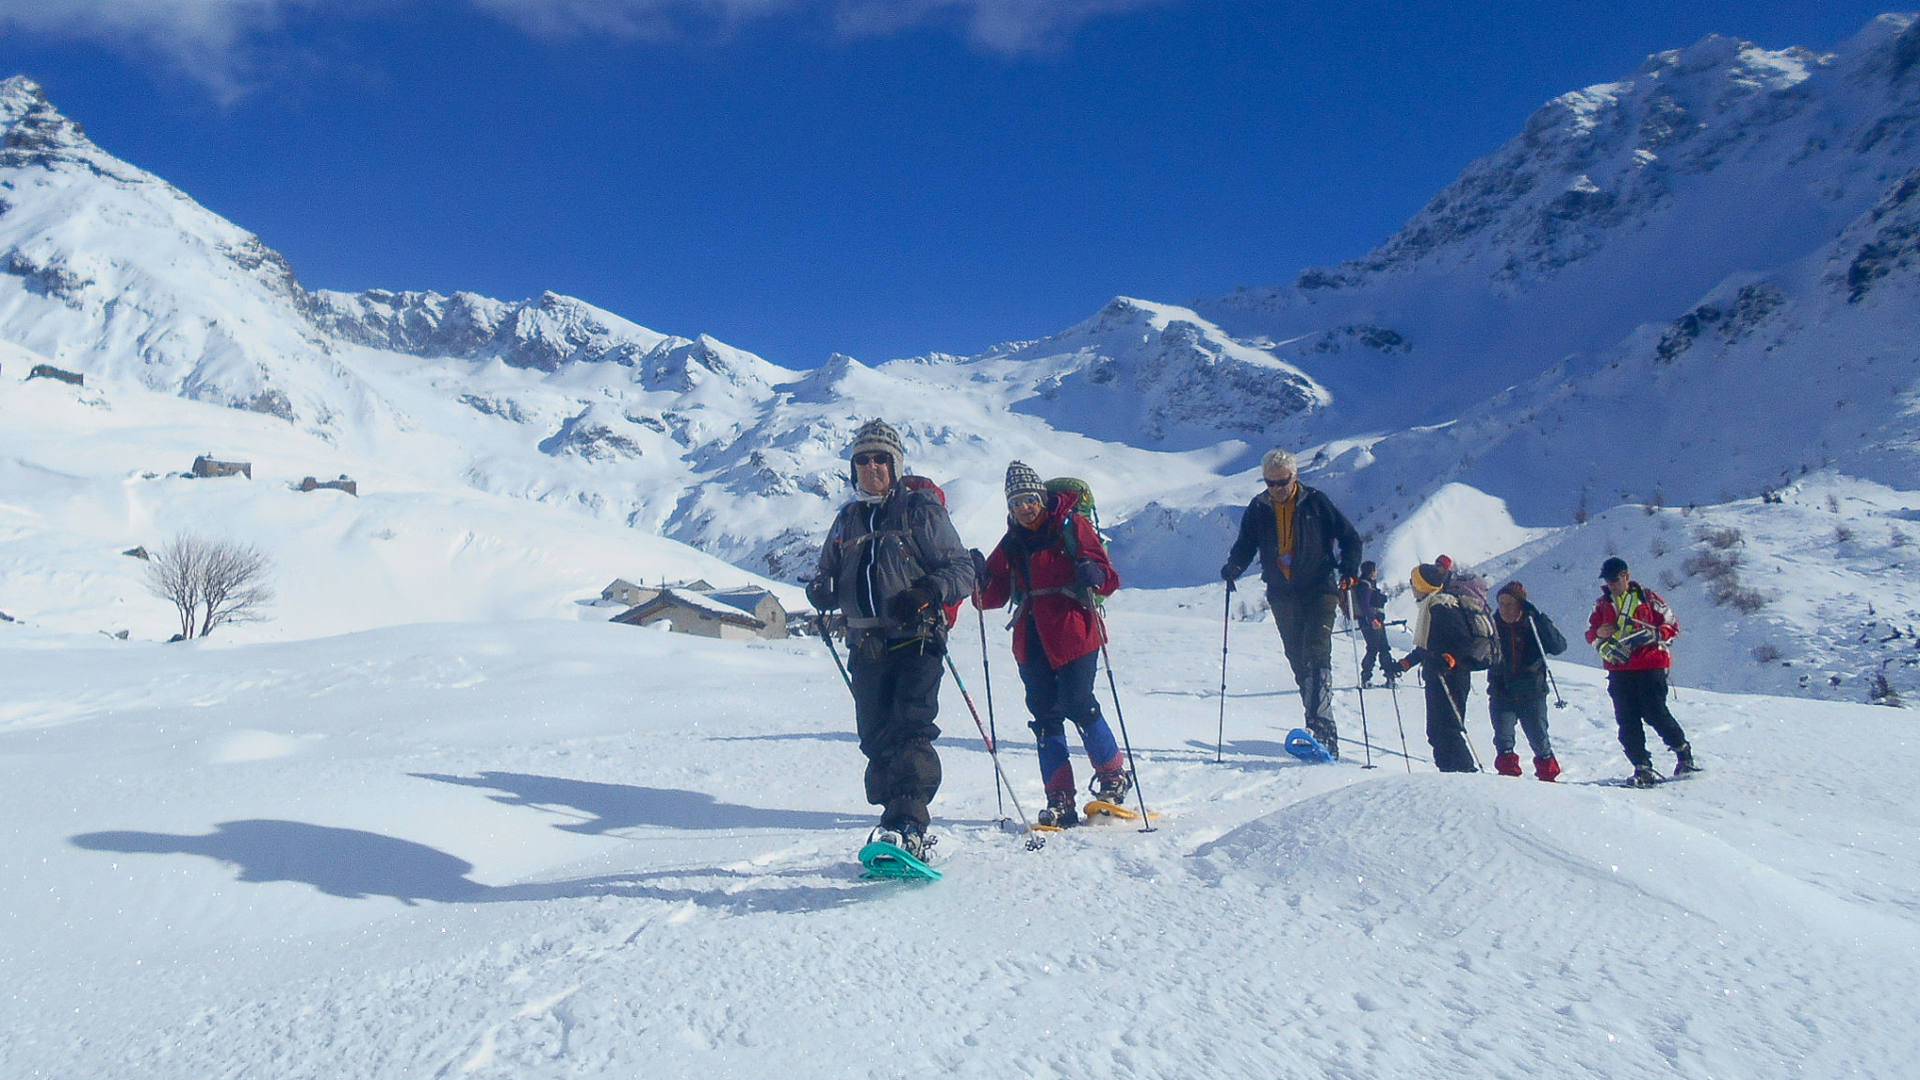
[5,598,1918,1078]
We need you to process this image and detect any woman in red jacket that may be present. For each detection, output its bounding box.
[1587,557,1702,786]
[975,462,1124,828]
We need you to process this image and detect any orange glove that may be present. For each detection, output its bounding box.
[1441,653,1457,669]
[1338,576,1359,592]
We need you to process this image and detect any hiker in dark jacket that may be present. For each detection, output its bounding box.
[1397,562,1482,773]
[806,419,975,859]
[1487,581,1566,781]
[975,462,1124,828]
[1221,449,1362,758]
[1351,560,1397,686]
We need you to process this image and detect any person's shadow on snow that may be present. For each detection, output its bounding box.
[71,819,872,912]
[410,772,867,835]
[72,820,488,905]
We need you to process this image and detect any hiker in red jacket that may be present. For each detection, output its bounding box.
[1586,557,1703,786]
[975,461,1124,828]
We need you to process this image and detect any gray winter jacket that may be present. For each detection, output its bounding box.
[809,484,973,643]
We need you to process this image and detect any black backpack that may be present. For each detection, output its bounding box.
[1442,574,1502,671]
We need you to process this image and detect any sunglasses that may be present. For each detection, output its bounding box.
[1264,476,1295,487]
[1008,493,1043,509]
[851,453,891,467]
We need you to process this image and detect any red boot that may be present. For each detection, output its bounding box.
[1494,751,1522,777]
[1534,755,1561,782]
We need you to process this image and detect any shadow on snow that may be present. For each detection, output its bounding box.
[410,771,868,834]
[70,817,874,912]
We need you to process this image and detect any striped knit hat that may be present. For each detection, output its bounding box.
[848,419,905,471]
[1004,460,1046,507]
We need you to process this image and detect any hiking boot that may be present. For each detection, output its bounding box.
[1308,721,1340,761]
[870,824,934,861]
[1673,742,1702,776]
[1630,764,1663,788]
[1494,751,1523,777]
[897,824,933,861]
[1091,770,1131,806]
[1534,755,1561,782]
[1037,793,1079,829]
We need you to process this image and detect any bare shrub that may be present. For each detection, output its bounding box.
[1717,584,1775,614]
[144,533,274,639]
[1683,548,1742,582]
[1892,528,1912,549]
[1834,523,1855,544]
[1694,525,1744,550]
[1751,643,1783,663]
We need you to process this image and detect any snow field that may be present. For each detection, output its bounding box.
[4,589,1916,1078]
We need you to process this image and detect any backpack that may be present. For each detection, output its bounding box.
[1009,476,1108,613]
[898,474,963,628]
[1443,573,1501,671]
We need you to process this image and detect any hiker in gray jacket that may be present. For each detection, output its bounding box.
[806,419,974,859]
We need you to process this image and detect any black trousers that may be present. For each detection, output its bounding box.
[850,639,944,831]
[1360,624,1395,680]
[1424,665,1477,773]
[1606,668,1688,767]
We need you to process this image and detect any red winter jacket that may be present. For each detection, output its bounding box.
[1586,581,1679,671]
[976,492,1119,668]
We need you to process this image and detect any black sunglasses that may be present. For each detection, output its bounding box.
[852,453,891,467]
[1264,476,1295,487]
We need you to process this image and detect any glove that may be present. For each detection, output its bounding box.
[970,548,990,587]
[1440,653,1457,669]
[888,585,938,625]
[1074,559,1106,590]
[1221,562,1241,582]
[1370,618,1383,630]
[1338,576,1359,592]
[1398,657,1415,672]
[805,573,837,612]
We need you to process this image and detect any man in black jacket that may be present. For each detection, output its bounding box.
[1487,581,1567,781]
[1221,450,1363,757]
[807,420,974,859]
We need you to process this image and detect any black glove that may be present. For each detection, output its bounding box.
[806,573,837,612]
[1074,559,1106,590]
[1220,562,1240,582]
[970,548,990,587]
[888,585,938,625]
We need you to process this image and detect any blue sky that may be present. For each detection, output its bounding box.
[0,1,1902,367]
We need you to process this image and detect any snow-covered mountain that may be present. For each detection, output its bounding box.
[3,16,1919,705]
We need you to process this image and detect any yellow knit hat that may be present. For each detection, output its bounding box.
[1410,562,1449,596]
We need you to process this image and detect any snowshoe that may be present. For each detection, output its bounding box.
[1673,743,1703,777]
[1284,728,1335,764]
[859,826,941,881]
[1630,764,1663,788]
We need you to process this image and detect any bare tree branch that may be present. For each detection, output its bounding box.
[144,533,274,639]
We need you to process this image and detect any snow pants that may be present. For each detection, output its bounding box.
[1424,664,1477,773]
[1606,668,1688,768]
[850,637,944,831]
[1488,692,1554,760]
[1270,588,1340,747]
[1360,624,1396,683]
[1018,648,1123,798]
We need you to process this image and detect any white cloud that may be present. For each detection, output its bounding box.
[0,0,1172,100]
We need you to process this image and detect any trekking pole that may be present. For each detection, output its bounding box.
[1526,613,1568,710]
[1437,667,1484,772]
[1386,671,1413,773]
[942,650,1042,848]
[1216,584,1232,764]
[1093,612,1155,834]
[1343,608,1376,769]
[976,605,1007,818]
[815,614,853,698]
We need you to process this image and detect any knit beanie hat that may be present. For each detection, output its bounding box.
[1434,553,1454,573]
[1004,460,1046,507]
[847,419,905,473]
[1411,562,1450,597]
[1497,580,1527,603]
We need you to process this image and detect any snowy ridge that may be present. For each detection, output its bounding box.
[4,17,1920,704]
